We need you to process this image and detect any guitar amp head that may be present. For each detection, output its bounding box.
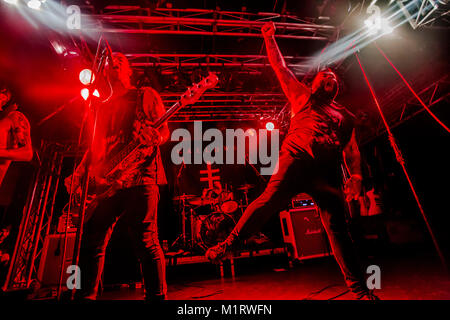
[291,193,315,209]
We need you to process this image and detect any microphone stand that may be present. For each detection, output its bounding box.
[67,36,110,300]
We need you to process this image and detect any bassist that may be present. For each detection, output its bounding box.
[66,52,169,300]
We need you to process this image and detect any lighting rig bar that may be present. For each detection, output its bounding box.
[159,92,288,122]
[396,0,450,29]
[81,7,336,41]
[70,7,333,122]
[126,53,309,74]
[362,75,449,143]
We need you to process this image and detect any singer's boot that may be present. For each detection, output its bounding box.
[205,233,239,263]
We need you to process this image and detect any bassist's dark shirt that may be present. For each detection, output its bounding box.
[92,87,167,187]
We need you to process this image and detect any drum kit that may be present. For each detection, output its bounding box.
[171,184,255,252]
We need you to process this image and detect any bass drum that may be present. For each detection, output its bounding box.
[195,212,237,252]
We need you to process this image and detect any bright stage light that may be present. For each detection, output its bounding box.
[364,17,393,35]
[80,88,89,101]
[27,0,41,10]
[79,69,94,85]
[3,0,18,5]
[92,89,100,98]
[265,122,275,131]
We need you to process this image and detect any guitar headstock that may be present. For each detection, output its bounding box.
[180,72,219,107]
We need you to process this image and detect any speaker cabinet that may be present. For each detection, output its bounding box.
[280,206,332,261]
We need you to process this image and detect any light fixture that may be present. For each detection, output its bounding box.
[364,17,393,35]
[79,69,94,85]
[27,0,42,10]
[80,88,89,101]
[265,122,275,131]
[3,0,18,5]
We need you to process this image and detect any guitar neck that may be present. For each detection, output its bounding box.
[103,100,184,176]
[153,101,181,129]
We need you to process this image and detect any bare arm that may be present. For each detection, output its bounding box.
[0,112,33,162]
[262,22,310,111]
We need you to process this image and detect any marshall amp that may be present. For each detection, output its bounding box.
[280,194,332,261]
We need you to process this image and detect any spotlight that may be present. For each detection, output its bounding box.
[80,88,89,101]
[92,89,100,98]
[3,0,18,5]
[79,69,94,85]
[50,41,65,55]
[265,122,275,131]
[364,17,393,35]
[27,0,41,10]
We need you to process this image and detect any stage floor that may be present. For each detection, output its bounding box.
[98,247,450,300]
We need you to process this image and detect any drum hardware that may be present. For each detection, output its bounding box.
[236,184,254,207]
[171,194,197,249]
[171,183,255,252]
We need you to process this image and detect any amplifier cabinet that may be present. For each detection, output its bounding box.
[280,206,332,261]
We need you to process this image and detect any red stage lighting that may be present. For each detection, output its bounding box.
[265,122,275,131]
[79,69,94,85]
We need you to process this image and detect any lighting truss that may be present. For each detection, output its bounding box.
[159,92,288,122]
[126,53,310,75]
[82,7,337,41]
[42,6,334,122]
[396,0,450,29]
[2,143,67,292]
[362,75,449,143]
[69,7,332,122]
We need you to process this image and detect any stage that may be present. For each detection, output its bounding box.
[95,248,450,300]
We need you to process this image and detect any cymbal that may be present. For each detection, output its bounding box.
[173,194,197,201]
[236,184,255,191]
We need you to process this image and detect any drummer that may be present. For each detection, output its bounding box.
[202,181,234,209]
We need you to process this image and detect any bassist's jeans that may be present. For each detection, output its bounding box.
[77,184,166,300]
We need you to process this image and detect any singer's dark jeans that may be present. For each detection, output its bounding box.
[231,149,366,293]
[78,184,166,300]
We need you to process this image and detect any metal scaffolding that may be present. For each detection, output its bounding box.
[2,142,80,292]
[83,7,336,40]
[67,7,337,122]
[160,92,288,122]
[362,75,449,143]
[126,53,310,74]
